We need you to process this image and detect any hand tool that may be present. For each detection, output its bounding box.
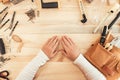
[108,11,120,30]
[93,3,120,33]
[110,36,120,48]
[105,36,120,51]
[41,0,58,8]
[0,38,6,55]
[0,7,8,14]
[9,21,18,36]
[100,26,108,45]
[11,0,24,5]
[0,12,8,24]
[12,35,23,53]
[0,19,10,29]
[12,35,22,42]
[0,70,9,80]
[25,9,35,21]
[79,0,87,23]
[0,56,11,63]
[4,11,16,32]
[105,43,113,51]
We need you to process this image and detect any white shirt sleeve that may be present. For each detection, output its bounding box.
[74,54,106,80]
[15,50,49,80]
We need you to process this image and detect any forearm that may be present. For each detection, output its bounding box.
[15,50,49,80]
[74,54,106,80]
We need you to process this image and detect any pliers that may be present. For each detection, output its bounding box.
[0,70,9,80]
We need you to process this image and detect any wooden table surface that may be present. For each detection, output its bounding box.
[0,0,120,80]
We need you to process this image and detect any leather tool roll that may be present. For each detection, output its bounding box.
[84,35,120,80]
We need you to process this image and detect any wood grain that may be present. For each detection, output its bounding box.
[0,0,120,80]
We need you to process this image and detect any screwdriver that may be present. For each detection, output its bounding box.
[108,11,120,30]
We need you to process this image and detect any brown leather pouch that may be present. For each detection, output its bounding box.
[102,57,118,76]
[84,36,120,80]
[90,43,112,67]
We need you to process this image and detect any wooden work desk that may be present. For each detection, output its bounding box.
[0,0,120,80]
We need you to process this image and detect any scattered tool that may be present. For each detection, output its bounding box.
[0,56,12,68]
[0,7,8,14]
[12,35,22,43]
[8,11,16,30]
[25,9,35,21]
[79,0,87,23]
[0,70,9,80]
[0,19,10,29]
[0,38,6,55]
[41,0,58,8]
[4,11,16,32]
[110,36,120,48]
[11,0,24,5]
[93,3,120,33]
[105,43,113,51]
[9,21,19,36]
[12,35,23,53]
[108,11,120,30]
[105,36,120,51]
[86,0,93,3]
[100,26,108,45]
[0,56,11,64]
[0,12,8,24]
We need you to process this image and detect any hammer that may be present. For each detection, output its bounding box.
[41,0,58,8]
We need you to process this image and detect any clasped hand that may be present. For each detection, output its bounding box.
[42,36,80,61]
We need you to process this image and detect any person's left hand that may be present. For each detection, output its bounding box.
[42,36,60,59]
[61,36,81,61]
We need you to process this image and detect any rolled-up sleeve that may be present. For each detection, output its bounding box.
[74,54,106,80]
[15,50,49,80]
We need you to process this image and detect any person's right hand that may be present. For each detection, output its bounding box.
[61,36,81,61]
[42,36,60,59]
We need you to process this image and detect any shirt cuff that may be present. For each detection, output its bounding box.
[15,50,49,80]
[74,54,106,80]
[34,50,49,67]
